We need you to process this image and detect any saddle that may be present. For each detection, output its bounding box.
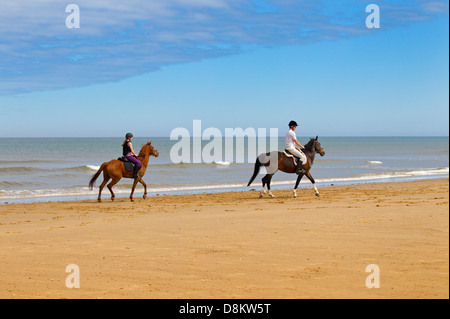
[284,150,307,166]
[283,150,298,166]
[118,156,135,172]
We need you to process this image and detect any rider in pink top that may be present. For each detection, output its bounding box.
[122,133,142,178]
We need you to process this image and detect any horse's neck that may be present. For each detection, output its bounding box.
[305,144,316,164]
[138,152,150,168]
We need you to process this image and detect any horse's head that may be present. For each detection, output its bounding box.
[147,141,159,158]
[314,136,325,157]
[139,141,159,158]
[306,136,325,157]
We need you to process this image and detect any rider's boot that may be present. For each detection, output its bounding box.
[296,159,306,175]
[133,166,142,178]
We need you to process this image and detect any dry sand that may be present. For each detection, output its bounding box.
[0,179,448,299]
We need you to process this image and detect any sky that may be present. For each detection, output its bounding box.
[0,0,448,137]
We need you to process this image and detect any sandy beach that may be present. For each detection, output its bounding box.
[0,178,448,299]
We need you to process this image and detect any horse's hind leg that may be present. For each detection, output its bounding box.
[262,174,275,198]
[260,174,271,198]
[107,177,121,201]
[293,173,305,198]
[98,176,110,203]
[260,178,267,198]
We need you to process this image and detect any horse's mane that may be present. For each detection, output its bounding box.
[304,138,316,151]
[138,143,149,157]
[138,142,155,158]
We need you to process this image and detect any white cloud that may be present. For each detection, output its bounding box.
[421,1,449,13]
[0,0,447,95]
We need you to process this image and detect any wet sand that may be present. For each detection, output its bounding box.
[0,179,448,299]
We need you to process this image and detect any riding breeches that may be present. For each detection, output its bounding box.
[286,147,307,164]
[125,155,142,169]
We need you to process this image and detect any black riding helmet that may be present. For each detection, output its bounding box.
[289,121,298,127]
[126,132,133,139]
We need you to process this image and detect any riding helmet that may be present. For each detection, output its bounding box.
[289,121,299,127]
[126,132,133,139]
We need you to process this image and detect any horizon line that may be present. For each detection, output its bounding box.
[0,135,449,139]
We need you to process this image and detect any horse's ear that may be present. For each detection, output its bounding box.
[315,136,318,140]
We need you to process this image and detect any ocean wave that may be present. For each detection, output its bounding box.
[366,161,383,165]
[0,166,48,174]
[213,161,231,166]
[0,186,94,200]
[0,160,60,164]
[151,161,233,169]
[0,181,27,188]
[1,167,448,201]
[65,165,101,172]
[315,167,449,184]
[0,165,101,175]
[257,167,449,186]
[0,183,248,200]
[315,159,350,163]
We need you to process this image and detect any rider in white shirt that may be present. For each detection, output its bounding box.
[285,120,307,175]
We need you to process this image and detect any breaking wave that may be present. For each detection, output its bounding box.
[1,167,448,203]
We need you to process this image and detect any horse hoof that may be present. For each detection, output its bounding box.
[259,192,264,198]
[316,193,320,197]
[111,197,115,201]
[130,198,134,202]
[143,195,147,200]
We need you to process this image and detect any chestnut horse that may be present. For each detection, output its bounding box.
[89,142,159,202]
[248,137,325,198]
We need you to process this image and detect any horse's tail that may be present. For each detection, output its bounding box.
[89,163,107,190]
[247,157,263,187]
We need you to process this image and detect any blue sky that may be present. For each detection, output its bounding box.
[0,0,448,137]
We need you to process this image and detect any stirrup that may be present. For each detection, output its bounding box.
[296,162,305,175]
[134,167,142,178]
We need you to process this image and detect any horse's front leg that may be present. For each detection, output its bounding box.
[305,172,320,197]
[129,177,140,202]
[139,177,147,199]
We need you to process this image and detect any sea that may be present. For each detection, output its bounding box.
[0,137,448,204]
